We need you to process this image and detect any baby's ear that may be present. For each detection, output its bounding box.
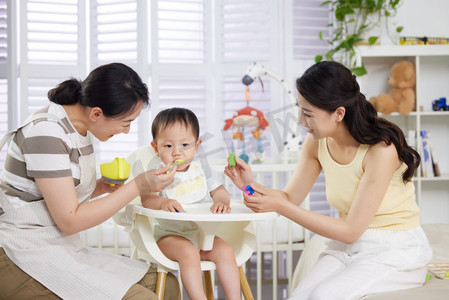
[150,141,159,155]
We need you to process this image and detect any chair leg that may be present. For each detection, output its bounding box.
[239,266,254,300]
[203,270,214,300]
[155,272,167,300]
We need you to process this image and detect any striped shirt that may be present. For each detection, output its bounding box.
[0,103,95,213]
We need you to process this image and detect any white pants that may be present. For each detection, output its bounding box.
[289,227,432,300]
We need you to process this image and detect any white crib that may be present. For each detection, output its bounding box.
[81,158,309,300]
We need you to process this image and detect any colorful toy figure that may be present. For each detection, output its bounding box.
[223,103,269,164]
[223,106,269,132]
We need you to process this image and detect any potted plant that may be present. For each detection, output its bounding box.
[315,0,403,76]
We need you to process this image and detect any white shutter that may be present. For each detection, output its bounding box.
[18,0,87,121]
[0,0,5,66]
[25,1,79,64]
[157,0,205,63]
[0,79,6,167]
[158,77,207,128]
[90,0,139,66]
[220,0,272,63]
[0,0,6,167]
[90,0,146,162]
[285,0,335,217]
[291,0,330,60]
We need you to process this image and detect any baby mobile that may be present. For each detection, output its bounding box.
[223,87,269,164]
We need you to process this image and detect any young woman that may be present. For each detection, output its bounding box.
[225,61,432,299]
[0,63,180,300]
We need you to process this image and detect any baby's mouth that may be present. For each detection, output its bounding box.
[172,159,184,165]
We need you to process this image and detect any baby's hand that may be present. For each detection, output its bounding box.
[161,199,184,212]
[210,202,231,214]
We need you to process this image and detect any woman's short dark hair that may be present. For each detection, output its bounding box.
[48,63,149,117]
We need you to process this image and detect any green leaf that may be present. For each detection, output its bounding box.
[352,66,367,77]
[335,5,355,21]
[315,55,323,63]
[319,31,323,40]
[391,0,401,8]
[368,36,379,44]
[367,0,376,9]
[314,0,404,77]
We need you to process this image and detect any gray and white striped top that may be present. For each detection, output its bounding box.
[0,102,94,213]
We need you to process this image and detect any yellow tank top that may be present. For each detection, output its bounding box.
[318,138,420,230]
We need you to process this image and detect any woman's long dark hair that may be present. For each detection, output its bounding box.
[296,61,420,182]
[47,63,149,117]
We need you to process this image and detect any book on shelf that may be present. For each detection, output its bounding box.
[420,130,440,177]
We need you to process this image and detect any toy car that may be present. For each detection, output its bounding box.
[432,97,449,111]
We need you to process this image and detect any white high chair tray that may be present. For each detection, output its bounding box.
[130,202,277,221]
[124,202,277,250]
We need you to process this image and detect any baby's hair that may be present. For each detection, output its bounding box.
[152,107,200,141]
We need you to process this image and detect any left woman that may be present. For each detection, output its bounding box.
[0,63,180,300]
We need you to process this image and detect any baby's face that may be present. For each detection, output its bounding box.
[151,122,200,172]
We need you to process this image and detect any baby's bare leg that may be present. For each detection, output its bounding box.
[158,236,206,300]
[201,237,240,300]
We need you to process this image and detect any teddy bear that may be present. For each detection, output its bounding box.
[369,60,416,115]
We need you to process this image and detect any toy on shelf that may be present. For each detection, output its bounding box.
[100,157,131,186]
[223,87,269,164]
[241,62,303,163]
[369,60,416,115]
[432,97,449,111]
[399,36,449,45]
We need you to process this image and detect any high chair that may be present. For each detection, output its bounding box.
[113,146,257,300]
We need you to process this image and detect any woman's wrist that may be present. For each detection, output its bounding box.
[275,190,290,214]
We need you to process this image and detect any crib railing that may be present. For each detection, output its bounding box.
[211,159,309,299]
[81,159,308,300]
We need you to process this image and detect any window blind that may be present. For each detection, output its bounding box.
[157,0,205,63]
[91,0,138,66]
[292,0,330,60]
[289,0,335,217]
[220,0,271,63]
[0,0,8,167]
[26,0,79,65]
[90,0,141,162]
[18,0,85,123]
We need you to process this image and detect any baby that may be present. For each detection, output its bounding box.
[141,107,240,300]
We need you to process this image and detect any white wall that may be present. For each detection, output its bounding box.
[395,0,449,37]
